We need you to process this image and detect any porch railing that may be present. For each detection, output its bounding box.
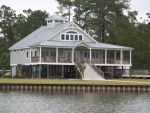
[31,56,72,63]
[91,58,130,64]
[31,57,130,65]
[58,57,72,63]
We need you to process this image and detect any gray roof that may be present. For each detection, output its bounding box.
[9,22,72,50]
[30,41,133,50]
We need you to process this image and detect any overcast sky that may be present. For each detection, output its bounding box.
[1,0,150,21]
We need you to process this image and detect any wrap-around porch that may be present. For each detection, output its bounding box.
[30,46,132,66]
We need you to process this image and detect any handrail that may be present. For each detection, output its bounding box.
[87,59,105,79]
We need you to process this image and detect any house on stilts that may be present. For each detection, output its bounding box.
[9,15,133,80]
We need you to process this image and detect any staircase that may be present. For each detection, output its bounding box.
[83,63,105,80]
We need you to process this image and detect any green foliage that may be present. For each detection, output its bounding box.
[2,68,6,76]
[0,52,10,69]
[15,69,20,78]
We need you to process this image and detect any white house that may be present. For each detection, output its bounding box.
[9,15,133,80]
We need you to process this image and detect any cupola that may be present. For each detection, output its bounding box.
[45,15,68,28]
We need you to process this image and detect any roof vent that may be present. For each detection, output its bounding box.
[45,15,68,28]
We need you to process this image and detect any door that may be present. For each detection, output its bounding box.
[74,51,80,62]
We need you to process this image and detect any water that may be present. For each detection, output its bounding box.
[0,91,150,113]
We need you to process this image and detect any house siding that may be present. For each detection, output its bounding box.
[10,49,30,65]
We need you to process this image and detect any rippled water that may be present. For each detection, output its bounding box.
[0,91,150,113]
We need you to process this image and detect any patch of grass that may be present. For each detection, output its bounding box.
[0,78,150,85]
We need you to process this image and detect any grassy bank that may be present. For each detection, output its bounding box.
[0,78,150,85]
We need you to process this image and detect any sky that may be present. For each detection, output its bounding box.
[0,0,150,21]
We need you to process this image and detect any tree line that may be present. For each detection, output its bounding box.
[0,0,150,70]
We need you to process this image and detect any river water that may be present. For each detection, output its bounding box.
[0,91,150,113]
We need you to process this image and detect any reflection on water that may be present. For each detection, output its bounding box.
[0,91,150,113]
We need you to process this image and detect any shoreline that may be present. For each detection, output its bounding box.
[0,83,150,93]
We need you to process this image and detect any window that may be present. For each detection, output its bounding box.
[66,34,69,40]
[42,50,49,56]
[75,35,78,40]
[61,34,65,40]
[48,20,52,23]
[46,51,49,56]
[79,35,82,40]
[55,20,59,22]
[70,35,74,40]
[92,52,99,58]
[26,51,29,58]
[84,52,89,58]
[14,50,16,53]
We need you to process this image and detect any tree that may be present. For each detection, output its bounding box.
[0,52,10,69]
[0,5,16,51]
[21,9,49,38]
[56,0,131,42]
[55,0,74,21]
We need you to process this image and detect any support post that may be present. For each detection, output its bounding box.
[130,50,132,64]
[61,65,64,78]
[121,66,123,78]
[30,48,31,63]
[56,47,58,63]
[89,48,92,62]
[39,47,41,62]
[72,47,74,63]
[105,49,107,64]
[114,51,117,59]
[120,50,123,64]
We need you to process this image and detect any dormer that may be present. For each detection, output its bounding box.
[45,15,68,28]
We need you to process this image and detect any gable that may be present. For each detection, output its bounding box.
[48,22,98,43]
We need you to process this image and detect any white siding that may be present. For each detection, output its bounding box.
[10,49,30,65]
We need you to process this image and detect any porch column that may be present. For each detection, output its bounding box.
[120,49,123,64]
[39,47,41,62]
[56,47,58,63]
[130,50,132,64]
[30,48,31,63]
[114,51,117,59]
[72,47,74,63]
[89,48,92,61]
[105,49,107,64]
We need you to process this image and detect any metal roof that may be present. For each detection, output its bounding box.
[30,41,133,50]
[9,22,71,50]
